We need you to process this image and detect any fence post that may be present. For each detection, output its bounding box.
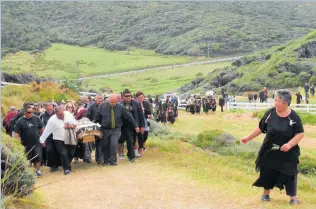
[307,104,310,113]
[227,102,230,111]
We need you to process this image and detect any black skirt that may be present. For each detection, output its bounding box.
[253,166,297,195]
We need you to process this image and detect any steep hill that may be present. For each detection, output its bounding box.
[179,31,316,94]
[2,2,316,57]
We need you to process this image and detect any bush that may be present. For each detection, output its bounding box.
[194,129,224,149]
[309,75,316,84]
[196,72,203,77]
[299,155,316,175]
[1,132,35,199]
[216,141,261,159]
[148,119,171,137]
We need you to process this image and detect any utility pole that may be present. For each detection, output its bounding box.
[208,41,210,59]
[207,40,211,59]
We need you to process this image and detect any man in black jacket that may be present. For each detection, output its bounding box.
[118,90,145,161]
[39,103,61,172]
[95,94,138,166]
[86,95,103,163]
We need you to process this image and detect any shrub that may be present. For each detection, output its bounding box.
[299,155,316,175]
[148,119,171,137]
[216,141,261,159]
[1,132,35,199]
[196,72,203,77]
[309,75,316,84]
[194,129,224,149]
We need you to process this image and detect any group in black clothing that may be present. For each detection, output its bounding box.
[3,88,306,205]
[5,90,155,176]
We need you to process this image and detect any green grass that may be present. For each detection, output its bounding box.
[147,139,316,208]
[85,62,230,95]
[2,44,199,79]
[148,110,316,208]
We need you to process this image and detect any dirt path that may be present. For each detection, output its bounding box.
[36,150,251,209]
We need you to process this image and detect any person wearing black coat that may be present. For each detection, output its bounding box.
[118,90,145,161]
[39,104,61,172]
[86,95,103,163]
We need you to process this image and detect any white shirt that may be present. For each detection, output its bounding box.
[40,111,77,143]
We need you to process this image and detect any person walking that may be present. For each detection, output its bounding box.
[95,94,138,166]
[39,104,61,172]
[40,107,77,175]
[14,106,45,177]
[86,95,103,163]
[240,89,304,205]
[118,89,145,160]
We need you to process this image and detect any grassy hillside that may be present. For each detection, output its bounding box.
[2,2,316,57]
[180,31,316,94]
[1,44,196,79]
[86,62,230,95]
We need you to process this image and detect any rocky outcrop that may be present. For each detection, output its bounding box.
[179,77,204,93]
[295,41,316,58]
[277,62,316,75]
[232,55,268,67]
[1,72,55,84]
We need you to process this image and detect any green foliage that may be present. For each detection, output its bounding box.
[194,129,224,149]
[61,78,83,93]
[309,75,316,84]
[182,31,316,93]
[195,72,203,77]
[299,155,316,175]
[2,2,316,57]
[1,132,36,199]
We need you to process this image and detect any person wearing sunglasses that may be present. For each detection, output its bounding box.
[240,89,304,205]
[14,106,45,177]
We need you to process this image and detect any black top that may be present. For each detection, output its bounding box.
[142,100,152,118]
[121,100,145,128]
[95,102,137,130]
[296,93,302,103]
[256,108,304,175]
[86,102,100,122]
[14,115,44,147]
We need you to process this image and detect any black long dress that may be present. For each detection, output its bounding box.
[253,108,304,192]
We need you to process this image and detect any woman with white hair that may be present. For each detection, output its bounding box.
[240,89,304,205]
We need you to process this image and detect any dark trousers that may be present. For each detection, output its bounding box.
[220,105,224,112]
[99,129,121,164]
[133,131,144,149]
[42,146,47,166]
[46,140,61,168]
[95,138,101,163]
[120,128,135,159]
[54,140,76,171]
[143,131,149,143]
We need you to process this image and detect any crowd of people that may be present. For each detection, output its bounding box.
[3,90,155,177]
[1,87,308,205]
[154,95,178,124]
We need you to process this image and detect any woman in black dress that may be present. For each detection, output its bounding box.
[240,89,304,205]
[202,98,209,115]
